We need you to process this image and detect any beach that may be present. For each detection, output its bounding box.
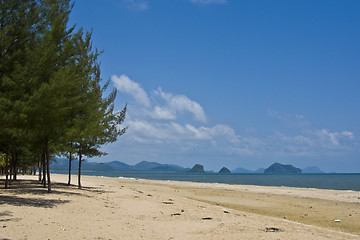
[1,174,359,240]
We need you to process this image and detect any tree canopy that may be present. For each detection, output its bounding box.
[0,0,127,192]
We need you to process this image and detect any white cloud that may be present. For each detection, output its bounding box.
[102,75,359,170]
[315,129,340,145]
[267,108,309,129]
[342,131,354,139]
[123,0,148,11]
[150,106,176,120]
[154,87,207,122]
[313,129,355,147]
[204,124,239,144]
[264,109,358,158]
[190,0,227,4]
[112,75,150,107]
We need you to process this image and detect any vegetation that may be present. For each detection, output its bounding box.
[0,0,127,192]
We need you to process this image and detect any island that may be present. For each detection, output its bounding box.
[219,167,231,173]
[188,164,205,173]
[264,163,302,174]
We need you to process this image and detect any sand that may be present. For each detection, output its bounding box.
[1,174,359,240]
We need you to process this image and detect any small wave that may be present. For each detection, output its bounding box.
[118,176,136,180]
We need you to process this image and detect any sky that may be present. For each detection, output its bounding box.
[69,0,360,173]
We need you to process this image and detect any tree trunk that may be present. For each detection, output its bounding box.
[68,143,73,185]
[4,139,10,188]
[38,154,42,181]
[45,139,51,193]
[78,149,82,189]
[10,146,14,181]
[13,150,18,181]
[42,147,46,187]
[68,152,72,185]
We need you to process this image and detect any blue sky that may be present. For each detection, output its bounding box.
[69,0,360,172]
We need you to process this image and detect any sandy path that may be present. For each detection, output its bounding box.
[1,174,359,240]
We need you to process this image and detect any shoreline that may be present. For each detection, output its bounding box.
[1,174,359,239]
[115,175,360,193]
[52,170,360,192]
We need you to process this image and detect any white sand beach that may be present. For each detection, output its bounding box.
[1,174,359,239]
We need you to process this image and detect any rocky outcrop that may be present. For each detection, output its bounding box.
[188,164,205,173]
[264,163,302,174]
[219,167,231,173]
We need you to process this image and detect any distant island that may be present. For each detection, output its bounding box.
[188,164,205,173]
[302,166,324,174]
[219,167,231,173]
[264,163,302,174]
[51,158,323,174]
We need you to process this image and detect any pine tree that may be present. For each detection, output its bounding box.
[0,0,41,187]
[1,0,127,192]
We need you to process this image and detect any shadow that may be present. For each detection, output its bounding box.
[0,179,73,208]
[0,218,21,222]
[0,195,70,208]
[0,210,12,217]
[0,178,113,206]
[0,180,90,197]
[80,186,112,194]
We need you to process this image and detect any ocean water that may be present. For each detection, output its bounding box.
[56,170,360,191]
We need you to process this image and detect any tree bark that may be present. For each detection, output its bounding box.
[13,149,18,181]
[38,154,42,181]
[68,143,73,185]
[4,139,10,188]
[78,149,82,189]
[45,139,51,193]
[42,147,46,187]
[10,145,14,181]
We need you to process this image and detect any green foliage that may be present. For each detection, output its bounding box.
[0,0,127,184]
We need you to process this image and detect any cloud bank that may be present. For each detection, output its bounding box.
[112,75,150,107]
[102,75,359,171]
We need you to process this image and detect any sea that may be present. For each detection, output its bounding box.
[53,170,360,192]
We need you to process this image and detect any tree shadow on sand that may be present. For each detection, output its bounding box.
[0,195,70,208]
[0,179,112,209]
[0,180,91,196]
[0,179,74,208]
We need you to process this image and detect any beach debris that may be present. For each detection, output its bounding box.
[202,217,213,220]
[334,219,341,222]
[222,208,230,214]
[171,213,181,217]
[147,194,152,197]
[162,201,174,205]
[264,227,283,232]
[181,209,185,212]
